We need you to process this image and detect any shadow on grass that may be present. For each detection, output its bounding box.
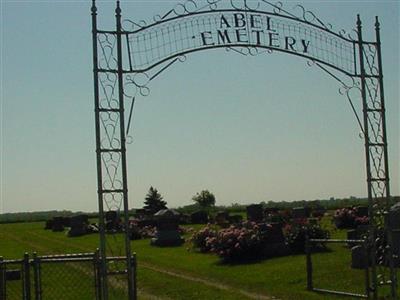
[213,246,333,266]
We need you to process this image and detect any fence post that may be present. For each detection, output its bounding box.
[364,240,371,299]
[32,253,41,300]
[0,257,5,300]
[132,253,137,300]
[23,253,31,300]
[305,235,313,291]
[94,249,102,300]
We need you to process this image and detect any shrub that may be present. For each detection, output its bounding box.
[283,221,330,253]
[189,225,217,252]
[209,222,269,260]
[333,207,369,229]
[129,224,156,240]
[190,222,271,261]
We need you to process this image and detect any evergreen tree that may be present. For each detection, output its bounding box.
[143,186,167,214]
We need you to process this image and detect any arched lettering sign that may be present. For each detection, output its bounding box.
[124,9,356,75]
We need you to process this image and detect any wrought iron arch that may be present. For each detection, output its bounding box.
[91,0,397,299]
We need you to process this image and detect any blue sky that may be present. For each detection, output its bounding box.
[1,0,399,213]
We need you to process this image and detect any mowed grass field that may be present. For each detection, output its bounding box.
[0,219,394,300]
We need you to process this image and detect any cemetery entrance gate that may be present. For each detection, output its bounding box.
[91,0,397,299]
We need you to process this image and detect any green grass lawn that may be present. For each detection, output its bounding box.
[0,220,397,299]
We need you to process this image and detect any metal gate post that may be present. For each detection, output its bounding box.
[115,2,135,299]
[94,249,102,300]
[132,253,137,300]
[91,1,108,299]
[23,253,31,300]
[305,235,313,291]
[374,17,397,300]
[32,253,41,300]
[356,15,377,300]
[0,257,5,300]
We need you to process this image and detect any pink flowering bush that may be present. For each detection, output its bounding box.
[283,221,330,253]
[333,207,369,229]
[209,222,269,260]
[354,216,369,226]
[189,225,217,252]
[129,224,156,240]
[191,222,271,260]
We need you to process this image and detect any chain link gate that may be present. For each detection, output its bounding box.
[0,252,137,300]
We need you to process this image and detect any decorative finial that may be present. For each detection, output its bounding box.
[91,0,97,14]
[116,0,121,15]
[356,14,362,29]
[375,16,380,30]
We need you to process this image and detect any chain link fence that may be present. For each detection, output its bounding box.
[0,252,136,300]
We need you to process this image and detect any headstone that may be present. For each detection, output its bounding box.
[179,214,191,225]
[190,211,208,224]
[215,211,229,225]
[105,210,121,232]
[264,208,280,223]
[44,219,53,230]
[264,223,285,243]
[61,217,71,227]
[151,209,184,246]
[347,229,358,248]
[227,215,243,224]
[246,204,264,222]
[133,208,146,219]
[387,202,400,229]
[264,207,279,215]
[67,215,89,237]
[351,245,369,269]
[52,217,65,232]
[292,207,307,219]
[261,223,290,257]
[387,202,400,267]
[356,206,369,218]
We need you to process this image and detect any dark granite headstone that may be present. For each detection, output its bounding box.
[292,207,307,219]
[356,206,369,218]
[190,211,208,224]
[387,202,400,267]
[265,223,285,243]
[246,204,264,222]
[261,223,290,257]
[347,229,359,248]
[351,245,369,269]
[227,215,243,224]
[52,217,65,232]
[215,211,229,225]
[105,210,122,232]
[179,214,191,225]
[67,215,89,237]
[264,207,279,215]
[387,202,400,229]
[151,209,184,246]
[44,219,54,230]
